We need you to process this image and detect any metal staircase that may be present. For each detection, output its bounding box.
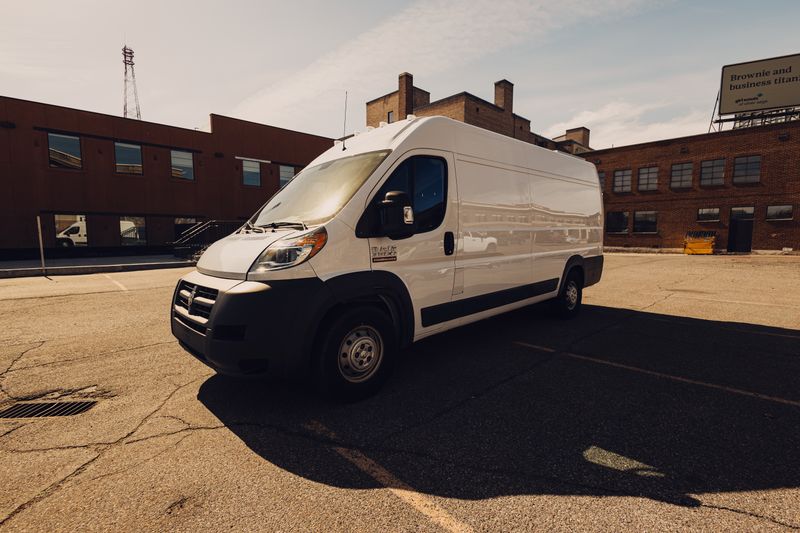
[172,220,244,259]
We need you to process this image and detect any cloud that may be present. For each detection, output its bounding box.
[546,101,710,149]
[232,0,648,137]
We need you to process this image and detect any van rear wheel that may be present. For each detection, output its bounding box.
[315,306,396,401]
[552,271,582,319]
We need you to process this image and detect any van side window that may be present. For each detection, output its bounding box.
[356,155,447,237]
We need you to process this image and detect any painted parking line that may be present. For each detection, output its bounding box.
[514,341,800,408]
[304,420,474,533]
[102,274,128,292]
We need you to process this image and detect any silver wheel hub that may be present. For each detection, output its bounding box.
[338,325,383,383]
[565,282,578,310]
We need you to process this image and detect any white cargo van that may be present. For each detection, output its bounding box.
[171,116,603,399]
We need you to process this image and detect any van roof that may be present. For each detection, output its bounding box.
[310,116,598,184]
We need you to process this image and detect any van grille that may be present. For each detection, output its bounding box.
[174,281,219,334]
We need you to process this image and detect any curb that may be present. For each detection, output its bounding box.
[0,260,195,279]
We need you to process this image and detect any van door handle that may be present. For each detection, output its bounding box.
[444,232,455,256]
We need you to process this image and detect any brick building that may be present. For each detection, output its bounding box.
[587,120,800,252]
[366,73,592,154]
[0,96,332,256]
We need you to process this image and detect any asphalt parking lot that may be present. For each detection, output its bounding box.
[1,253,799,532]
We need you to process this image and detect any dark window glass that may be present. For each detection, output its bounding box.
[48,133,82,169]
[387,111,394,123]
[174,217,198,240]
[54,214,88,247]
[670,162,692,188]
[115,142,142,174]
[633,211,657,233]
[733,155,761,184]
[605,211,629,233]
[613,169,631,192]
[638,167,658,191]
[242,160,261,186]
[171,150,194,180]
[730,206,755,220]
[697,208,720,222]
[279,165,295,187]
[120,216,146,245]
[362,156,447,236]
[766,205,793,220]
[700,159,724,186]
[597,171,605,190]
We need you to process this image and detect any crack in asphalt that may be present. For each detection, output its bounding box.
[699,502,799,530]
[0,375,205,527]
[0,341,47,402]
[3,340,178,375]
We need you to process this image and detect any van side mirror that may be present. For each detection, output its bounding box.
[379,191,414,240]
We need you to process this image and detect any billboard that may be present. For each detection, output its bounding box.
[720,54,800,115]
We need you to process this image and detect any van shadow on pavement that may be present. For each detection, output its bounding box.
[198,303,800,508]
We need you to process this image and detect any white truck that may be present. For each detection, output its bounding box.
[171,116,603,399]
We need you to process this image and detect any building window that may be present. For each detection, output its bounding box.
[279,165,295,187]
[612,169,631,193]
[387,111,394,123]
[48,133,82,169]
[242,160,261,187]
[597,171,605,190]
[633,211,658,233]
[54,214,88,247]
[733,155,761,184]
[120,216,146,245]
[638,167,658,191]
[114,142,143,174]
[697,208,720,222]
[700,159,724,186]
[670,162,693,189]
[766,205,793,221]
[171,150,194,180]
[730,206,755,220]
[605,211,629,233]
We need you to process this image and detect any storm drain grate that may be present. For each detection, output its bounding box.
[0,401,97,418]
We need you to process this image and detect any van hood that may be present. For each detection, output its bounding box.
[196,229,297,280]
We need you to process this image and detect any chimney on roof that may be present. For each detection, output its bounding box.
[565,127,591,148]
[494,79,513,113]
[398,72,414,119]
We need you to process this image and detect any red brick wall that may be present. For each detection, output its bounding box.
[0,96,332,250]
[588,121,800,251]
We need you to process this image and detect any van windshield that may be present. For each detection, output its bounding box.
[251,150,391,227]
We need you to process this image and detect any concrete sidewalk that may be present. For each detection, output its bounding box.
[0,254,195,278]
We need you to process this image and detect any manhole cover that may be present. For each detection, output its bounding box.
[0,401,97,418]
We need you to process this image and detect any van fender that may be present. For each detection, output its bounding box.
[321,271,415,348]
[559,254,604,290]
[559,255,586,293]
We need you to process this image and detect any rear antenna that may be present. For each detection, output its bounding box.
[342,90,348,151]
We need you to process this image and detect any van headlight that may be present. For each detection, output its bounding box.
[249,227,327,272]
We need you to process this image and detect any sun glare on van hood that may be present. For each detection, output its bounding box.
[196,230,297,280]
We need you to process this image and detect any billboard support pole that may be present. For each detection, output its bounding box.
[708,89,720,133]
[36,215,47,277]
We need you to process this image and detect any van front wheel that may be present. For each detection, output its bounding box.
[315,306,396,401]
[552,271,582,319]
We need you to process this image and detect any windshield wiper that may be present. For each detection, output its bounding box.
[258,221,307,231]
[239,221,267,234]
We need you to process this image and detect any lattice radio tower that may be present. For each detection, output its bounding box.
[122,45,141,120]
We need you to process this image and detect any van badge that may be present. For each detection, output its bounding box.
[371,245,397,263]
[187,286,197,308]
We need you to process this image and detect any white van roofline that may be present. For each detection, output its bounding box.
[309,116,597,185]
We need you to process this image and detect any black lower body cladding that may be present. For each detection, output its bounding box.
[172,277,333,379]
[583,255,604,287]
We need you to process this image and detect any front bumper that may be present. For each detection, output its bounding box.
[171,270,332,378]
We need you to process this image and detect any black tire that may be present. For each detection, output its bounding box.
[57,238,73,248]
[551,270,582,319]
[314,306,397,402]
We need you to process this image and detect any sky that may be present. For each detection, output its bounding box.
[1,0,798,149]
